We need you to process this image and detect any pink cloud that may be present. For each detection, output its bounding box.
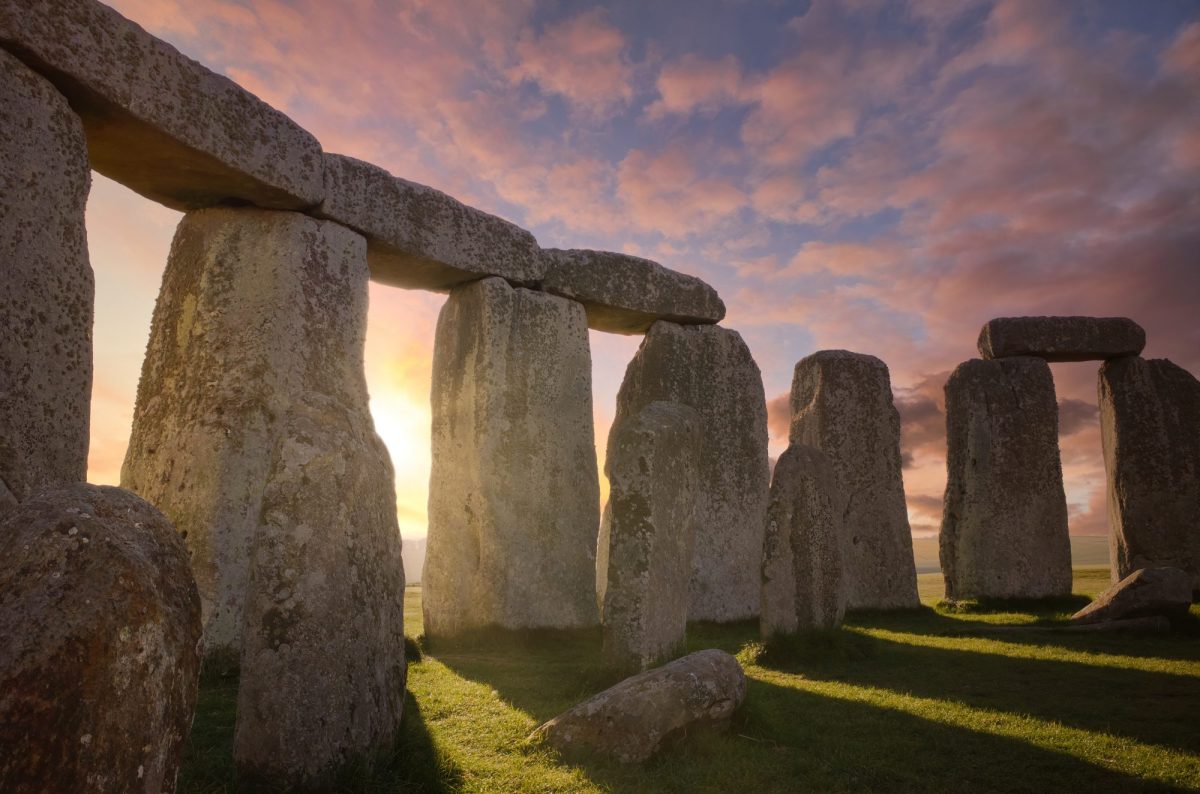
[646,54,744,119]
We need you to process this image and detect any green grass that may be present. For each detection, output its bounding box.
[180,568,1200,792]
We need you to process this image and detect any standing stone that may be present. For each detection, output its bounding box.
[940,357,1071,600]
[0,49,92,513]
[0,484,202,794]
[598,401,700,671]
[978,316,1145,362]
[761,444,848,636]
[1099,356,1200,592]
[424,277,600,636]
[612,321,769,622]
[789,351,918,609]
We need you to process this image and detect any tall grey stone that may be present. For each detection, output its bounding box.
[0,49,92,512]
[1099,356,1200,592]
[940,357,1071,600]
[598,401,700,671]
[612,321,770,622]
[978,316,1145,362]
[424,277,600,636]
[761,444,848,636]
[789,350,918,609]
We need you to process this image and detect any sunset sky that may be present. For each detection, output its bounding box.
[84,0,1200,543]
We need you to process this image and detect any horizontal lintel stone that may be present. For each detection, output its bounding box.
[977,316,1146,362]
[540,249,725,335]
[0,0,324,211]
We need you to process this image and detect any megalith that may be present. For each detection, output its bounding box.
[940,357,1071,600]
[789,350,918,609]
[424,277,600,636]
[761,444,848,636]
[978,316,1145,362]
[0,49,93,513]
[611,321,769,622]
[598,401,700,671]
[1099,356,1200,593]
[0,484,201,794]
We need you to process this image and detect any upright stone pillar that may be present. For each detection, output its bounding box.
[611,321,769,622]
[940,357,1071,600]
[424,276,600,636]
[790,350,919,609]
[1099,356,1200,593]
[0,50,93,513]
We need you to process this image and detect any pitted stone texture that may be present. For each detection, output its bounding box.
[789,351,918,610]
[0,0,323,210]
[318,154,542,290]
[940,358,1071,601]
[122,208,385,656]
[531,649,746,764]
[1099,357,1200,592]
[0,484,201,794]
[540,248,725,335]
[597,401,700,671]
[1071,567,1192,625]
[234,400,406,787]
[978,316,1145,362]
[424,277,600,636]
[761,444,848,636]
[0,50,92,511]
[613,322,769,621]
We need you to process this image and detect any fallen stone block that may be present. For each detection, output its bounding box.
[1071,567,1193,625]
[977,316,1145,362]
[531,649,746,763]
[540,248,725,334]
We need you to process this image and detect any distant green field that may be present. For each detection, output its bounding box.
[181,571,1200,793]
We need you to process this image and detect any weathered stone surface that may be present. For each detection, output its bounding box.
[540,248,725,335]
[121,208,389,656]
[761,444,848,635]
[597,401,700,671]
[424,277,599,636]
[318,154,543,290]
[234,401,406,786]
[0,484,201,794]
[1099,357,1200,592]
[940,357,1072,601]
[978,316,1145,362]
[1071,567,1192,625]
[613,322,769,621]
[789,350,919,610]
[0,49,92,511]
[531,649,746,763]
[0,0,323,210]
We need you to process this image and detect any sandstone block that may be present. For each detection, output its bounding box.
[531,649,746,764]
[317,154,543,290]
[1071,567,1192,625]
[597,401,700,671]
[1099,356,1200,592]
[978,316,1145,362]
[540,248,725,335]
[424,277,600,636]
[789,350,918,609]
[0,0,323,210]
[612,322,769,621]
[940,357,1072,600]
[1,49,92,511]
[761,444,848,635]
[0,484,201,794]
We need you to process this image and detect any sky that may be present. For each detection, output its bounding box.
[84,0,1200,543]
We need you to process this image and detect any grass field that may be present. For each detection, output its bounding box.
[180,568,1200,793]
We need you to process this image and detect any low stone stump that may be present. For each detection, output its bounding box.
[977,316,1145,362]
[597,401,700,671]
[1099,356,1200,591]
[761,444,848,635]
[940,357,1071,600]
[790,351,919,609]
[530,649,747,763]
[1071,567,1193,625]
[611,321,770,622]
[0,484,202,793]
[1,49,93,513]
